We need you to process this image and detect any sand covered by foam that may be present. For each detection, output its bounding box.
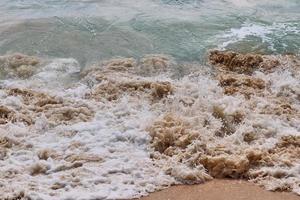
[0,51,299,199]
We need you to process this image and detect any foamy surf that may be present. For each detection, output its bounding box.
[218,22,300,52]
[1,0,300,199]
[0,51,299,199]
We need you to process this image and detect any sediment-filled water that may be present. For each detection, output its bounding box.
[0,0,299,199]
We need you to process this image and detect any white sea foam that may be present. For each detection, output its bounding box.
[0,53,299,199]
[218,22,300,50]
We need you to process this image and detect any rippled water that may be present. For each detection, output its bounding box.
[0,0,299,66]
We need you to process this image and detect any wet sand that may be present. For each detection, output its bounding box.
[139,180,300,200]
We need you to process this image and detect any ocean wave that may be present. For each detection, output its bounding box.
[0,51,299,199]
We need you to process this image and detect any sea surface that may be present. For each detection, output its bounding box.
[0,0,299,199]
[1,0,300,64]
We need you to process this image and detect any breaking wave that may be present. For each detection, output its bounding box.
[1,0,300,199]
[0,51,299,199]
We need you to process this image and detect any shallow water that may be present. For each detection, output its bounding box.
[0,0,299,65]
[0,1,300,200]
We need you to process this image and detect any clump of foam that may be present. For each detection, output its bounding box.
[0,135,14,160]
[37,148,59,160]
[29,162,50,176]
[199,155,250,178]
[139,54,173,76]
[102,57,137,71]
[148,114,200,154]
[0,105,32,125]
[89,80,173,102]
[4,88,94,125]
[209,50,279,74]
[83,56,173,102]
[218,73,265,98]
[212,105,245,136]
[0,53,40,79]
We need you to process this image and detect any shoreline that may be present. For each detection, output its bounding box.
[138,179,300,200]
[1,52,299,199]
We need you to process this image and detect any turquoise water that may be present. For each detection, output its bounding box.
[0,0,299,65]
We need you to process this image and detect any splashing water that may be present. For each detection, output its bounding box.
[0,0,300,199]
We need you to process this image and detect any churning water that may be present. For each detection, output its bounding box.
[0,0,299,199]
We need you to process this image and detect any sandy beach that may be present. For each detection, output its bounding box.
[139,180,300,200]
